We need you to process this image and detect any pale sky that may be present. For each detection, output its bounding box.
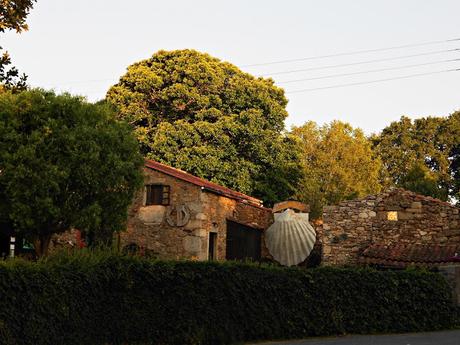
[3,0,460,134]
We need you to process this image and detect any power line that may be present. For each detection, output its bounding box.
[43,47,460,89]
[241,37,460,67]
[277,58,460,84]
[286,68,460,94]
[262,48,459,76]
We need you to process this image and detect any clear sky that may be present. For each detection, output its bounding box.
[3,0,460,134]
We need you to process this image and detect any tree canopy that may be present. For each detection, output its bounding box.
[106,49,302,205]
[0,89,144,256]
[398,163,447,201]
[448,111,460,203]
[373,114,460,201]
[291,121,382,219]
[0,0,36,33]
[0,0,35,92]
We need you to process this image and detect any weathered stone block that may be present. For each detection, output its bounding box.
[406,208,422,213]
[411,201,422,209]
[445,229,460,236]
[183,236,202,254]
[397,212,413,220]
[184,219,204,230]
[386,206,402,211]
[137,206,166,224]
[195,212,207,220]
[193,228,207,237]
[187,201,203,213]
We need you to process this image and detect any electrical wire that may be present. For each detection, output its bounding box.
[44,43,460,89]
[286,68,460,94]
[242,38,460,67]
[277,58,460,84]
[262,48,459,76]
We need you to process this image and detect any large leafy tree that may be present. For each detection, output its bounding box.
[373,115,459,200]
[0,0,36,92]
[291,121,382,219]
[448,111,460,203]
[399,163,448,201]
[107,49,302,205]
[0,89,144,256]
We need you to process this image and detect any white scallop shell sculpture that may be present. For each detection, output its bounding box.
[265,209,316,266]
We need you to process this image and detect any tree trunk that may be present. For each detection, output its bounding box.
[32,233,52,258]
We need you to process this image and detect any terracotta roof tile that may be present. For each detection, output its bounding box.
[359,243,460,268]
[144,159,264,207]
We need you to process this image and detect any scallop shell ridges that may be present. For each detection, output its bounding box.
[265,209,316,266]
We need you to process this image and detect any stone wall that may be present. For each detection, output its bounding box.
[321,189,460,266]
[119,167,273,260]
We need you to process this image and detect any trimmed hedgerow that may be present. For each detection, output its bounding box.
[0,251,457,345]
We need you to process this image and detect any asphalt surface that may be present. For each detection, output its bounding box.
[246,330,460,345]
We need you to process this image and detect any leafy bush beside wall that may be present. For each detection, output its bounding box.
[0,252,457,345]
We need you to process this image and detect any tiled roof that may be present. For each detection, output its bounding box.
[144,159,264,207]
[359,243,460,268]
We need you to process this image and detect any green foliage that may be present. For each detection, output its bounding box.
[0,253,456,345]
[399,163,448,200]
[449,111,460,204]
[0,89,144,255]
[106,49,302,205]
[291,121,382,219]
[373,114,460,200]
[0,49,27,92]
[0,0,36,33]
[0,0,36,91]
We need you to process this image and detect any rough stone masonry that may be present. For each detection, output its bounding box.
[320,188,460,266]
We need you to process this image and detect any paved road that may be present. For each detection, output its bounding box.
[246,330,460,345]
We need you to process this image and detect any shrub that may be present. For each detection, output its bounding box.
[0,251,457,345]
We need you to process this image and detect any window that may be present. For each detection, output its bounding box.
[208,232,217,260]
[387,211,398,221]
[145,185,170,206]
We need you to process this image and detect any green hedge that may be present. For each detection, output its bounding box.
[0,252,457,345]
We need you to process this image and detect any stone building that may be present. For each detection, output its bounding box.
[320,188,460,268]
[116,160,273,261]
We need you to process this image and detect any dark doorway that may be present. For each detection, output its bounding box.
[225,221,261,261]
[0,222,14,259]
[208,232,217,260]
[0,231,9,259]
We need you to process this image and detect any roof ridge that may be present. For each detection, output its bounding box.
[144,159,264,207]
[361,242,460,266]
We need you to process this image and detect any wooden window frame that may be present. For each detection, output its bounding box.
[145,184,170,206]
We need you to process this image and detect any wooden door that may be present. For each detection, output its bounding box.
[225,221,261,261]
